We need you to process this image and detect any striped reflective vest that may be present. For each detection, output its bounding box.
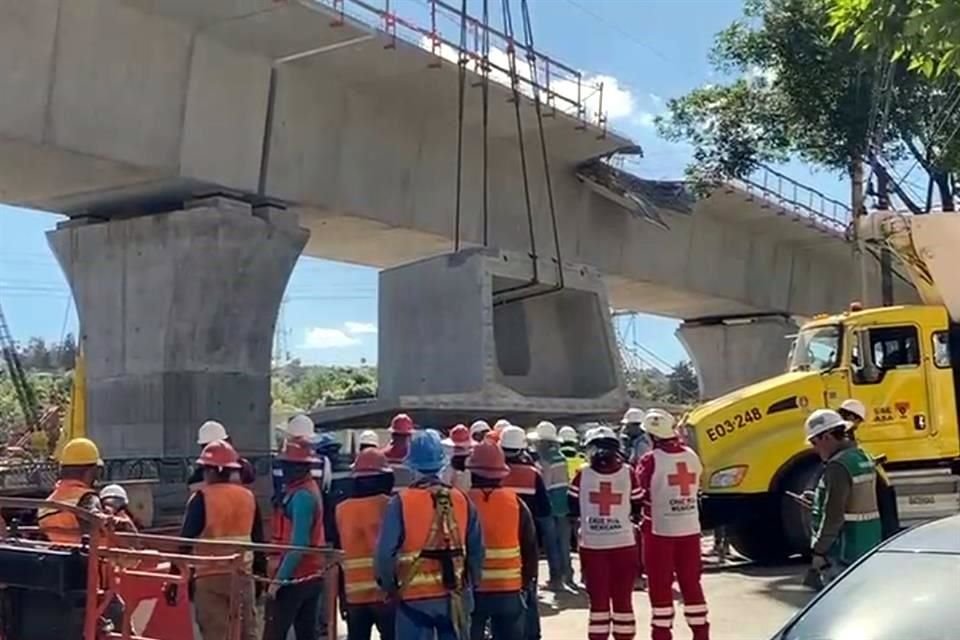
[196,482,256,576]
[396,486,469,601]
[335,494,390,605]
[271,477,327,580]
[504,462,540,498]
[469,487,522,593]
[39,480,97,544]
[812,445,882,565]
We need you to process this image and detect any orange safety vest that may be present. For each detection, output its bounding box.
[504,463,540,497]
[38,480,97,544]
[195,482,256,576]
[468,487,523,593]
[335,494,390,605]
[396,486,469,601]
[271,476,326,581]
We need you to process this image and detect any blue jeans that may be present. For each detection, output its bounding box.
[539,515,572,582]
[395,598,467,640]
[523,583,541,640]
[470,592,525,640]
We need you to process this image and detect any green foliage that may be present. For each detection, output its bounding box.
[626,361,699,405]
[0,371,71,438]
[829,0,960,78]
[272,361,377,412]
[666,361,700,405]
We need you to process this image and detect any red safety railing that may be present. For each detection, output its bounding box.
[317,0,605,129]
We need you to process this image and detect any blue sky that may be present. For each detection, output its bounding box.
[0,0,853,371]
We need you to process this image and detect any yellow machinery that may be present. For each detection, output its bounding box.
[686,211,960,561]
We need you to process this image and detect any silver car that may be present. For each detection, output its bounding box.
[773,514,960,640]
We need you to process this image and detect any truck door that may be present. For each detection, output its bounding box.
[850,324,931,460]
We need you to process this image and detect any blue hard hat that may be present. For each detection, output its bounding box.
[314,432,341,453]
[406,429,446,474]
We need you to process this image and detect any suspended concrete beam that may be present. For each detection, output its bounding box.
[677,315,798,401]
[48,198,308,459]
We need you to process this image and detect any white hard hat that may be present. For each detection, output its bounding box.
[358,430,380,448]
[621,407,645,424]
[558,426,579,444]
[805,409,846,441]
[493,419,512,433]
[100,483,128,503]
[535,421,559,442]
[197,420,228,445]
[526,429,539,443]
[281,414,317,441]
[839,399,867,421]
[585,425,618,446]
[500,425,527,450]
[643,409,677,439]
[470,420,491,437]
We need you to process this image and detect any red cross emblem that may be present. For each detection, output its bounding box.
[667,462,698,497]
[588,481,623,516]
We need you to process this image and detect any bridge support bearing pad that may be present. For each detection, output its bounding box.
[377,249,627,416]
[677,315,798,401]
[48,199,308,459]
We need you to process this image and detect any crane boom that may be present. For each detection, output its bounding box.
[0,299,40,428]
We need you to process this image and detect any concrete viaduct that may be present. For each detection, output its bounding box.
[0,0,912,457]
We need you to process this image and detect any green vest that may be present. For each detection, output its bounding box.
[811,445,882,565]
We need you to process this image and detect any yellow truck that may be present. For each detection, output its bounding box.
[685,211,960,561]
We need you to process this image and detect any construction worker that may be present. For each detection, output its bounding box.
[383,413,415,492]
[264,439,327,640]
[189,420,256,492]
[333,448,396,640]
[374,430,483,640]
[559,426,586,477]
[569,426,642,640]
[635,409,708,640]
[272,414,322,501]
[38,437,103,544]
[466,441,538,640]
[358,429,381,451]
[838,398,900,539]
[804,409,882,587]
[469,420,491,443]
[440,424,474,491]
[100,484,138,532]
[501,424,549,639]
[533,421,576,591]
[176,440,264,640]
[620,408,652,467]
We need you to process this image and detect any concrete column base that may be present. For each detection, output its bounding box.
[677,315,798,401]
[48,199,308,459]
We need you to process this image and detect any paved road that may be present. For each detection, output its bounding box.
[342,559,813,639]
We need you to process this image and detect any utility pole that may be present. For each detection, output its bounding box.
[851,159,870,306]
[875,161,894,306]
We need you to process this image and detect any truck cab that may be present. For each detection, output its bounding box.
[687,303,960,561]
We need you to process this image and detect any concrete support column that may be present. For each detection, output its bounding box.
[677,315,798,401]
[48,199,308,459]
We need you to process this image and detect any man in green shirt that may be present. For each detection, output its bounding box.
[803,409,882,588]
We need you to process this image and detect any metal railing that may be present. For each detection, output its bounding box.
[314,0,605,129]
[733,165,852,232]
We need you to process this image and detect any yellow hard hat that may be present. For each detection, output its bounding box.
[60,437,103,466]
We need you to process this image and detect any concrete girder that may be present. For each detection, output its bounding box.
[47,199,308,459]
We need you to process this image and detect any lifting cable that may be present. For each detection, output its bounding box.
[453,0,470,252]
[481,0,491,246]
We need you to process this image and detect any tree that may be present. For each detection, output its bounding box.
[666,362,700,405]
[657,0,960,214]
[829,0,960,78]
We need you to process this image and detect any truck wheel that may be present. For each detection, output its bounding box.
[779,459,821,556]
[728,498,790,563]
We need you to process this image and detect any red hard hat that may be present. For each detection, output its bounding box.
[196,439,241,469]
[389,413,414,435]
[484,430,501,445]
[278,438,320,464]
[466,442,510,479]
[443,424,473,452]
[352,448,393,477]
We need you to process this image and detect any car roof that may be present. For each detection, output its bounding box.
[880,514,960,554]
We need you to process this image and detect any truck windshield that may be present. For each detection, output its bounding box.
[789,325,841,372]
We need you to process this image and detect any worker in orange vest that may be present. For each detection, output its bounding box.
[188,420,256,492]
[172,440,264,640]
[382,413,415,492]
[440,424,474,491]
[466,441,539,640]
[38,437,104,544]
[333,448,396,640]
[264,439,327,640]
[374,430,483,640]
[100,484,138,533]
